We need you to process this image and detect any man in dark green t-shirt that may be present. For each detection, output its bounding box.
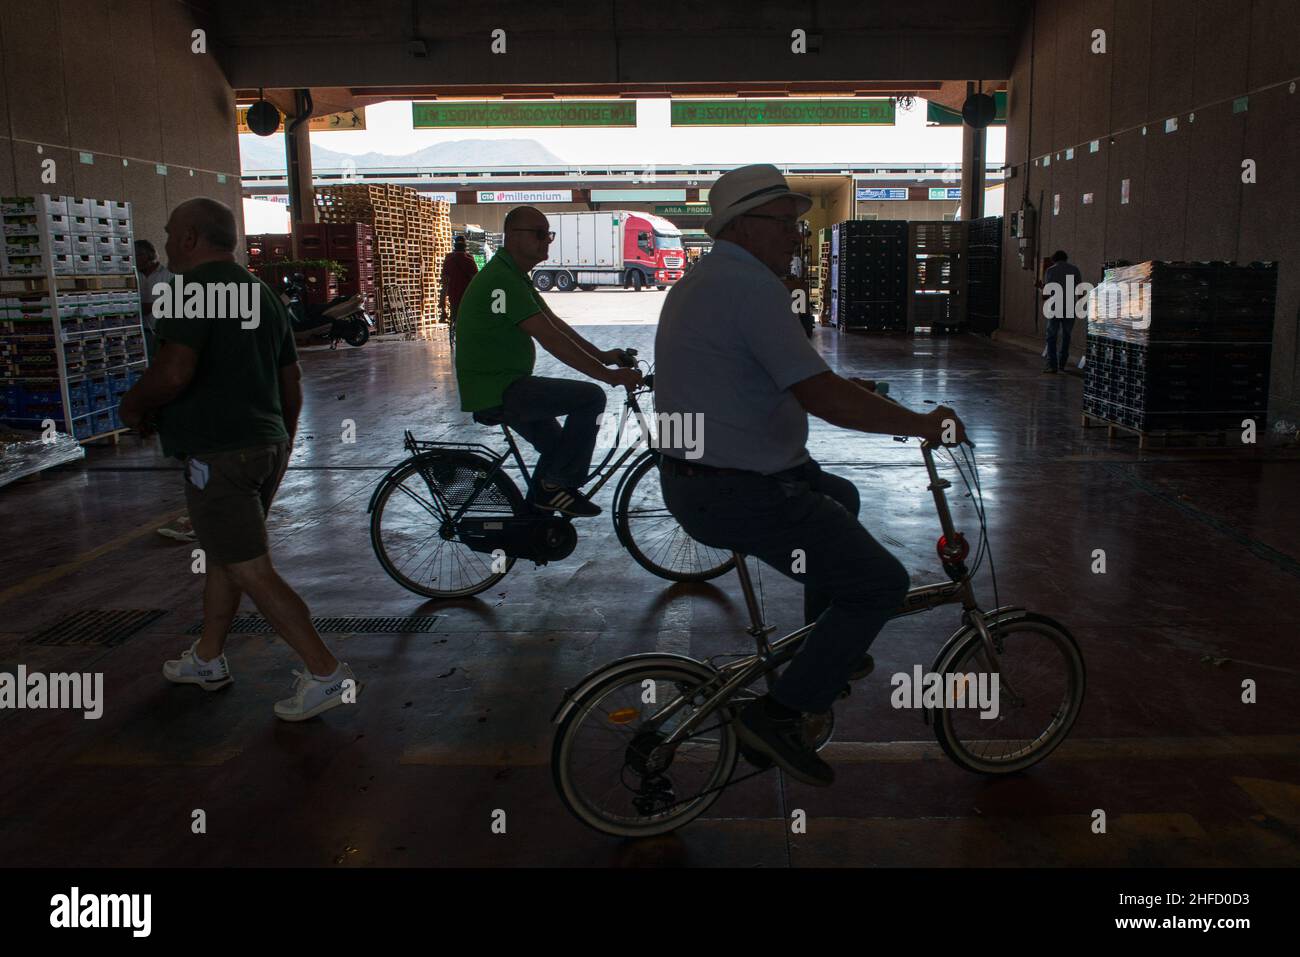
[119,198,359,723]
[454,205,642,517]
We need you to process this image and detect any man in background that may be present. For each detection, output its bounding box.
[120,198,359,723]
[1041,249,1084,374]
[134,239,171,361]
[439,235,479,344]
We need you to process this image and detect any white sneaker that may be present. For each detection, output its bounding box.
[273,664,360,722]
[163,641,233,691]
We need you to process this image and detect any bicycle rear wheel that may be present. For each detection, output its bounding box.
[614,452,735,582]
[933,611,1085,774]
[552,657,739,838]
[370,449,523,599]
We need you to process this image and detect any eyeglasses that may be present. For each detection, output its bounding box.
[740,213,801,231]
[509,228,556,241]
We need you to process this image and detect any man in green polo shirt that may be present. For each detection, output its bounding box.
[119,198,359,723]
[455,205,642,517]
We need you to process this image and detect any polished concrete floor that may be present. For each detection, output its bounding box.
[2,318,1298,868]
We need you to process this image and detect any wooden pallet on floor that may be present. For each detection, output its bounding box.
[1080,411,1246,449]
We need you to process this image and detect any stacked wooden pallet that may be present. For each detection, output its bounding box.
[314,184,452,336]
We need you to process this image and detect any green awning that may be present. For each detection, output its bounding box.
[926,92,1007,127]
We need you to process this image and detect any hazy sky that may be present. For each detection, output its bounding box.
[296,98,1006,165]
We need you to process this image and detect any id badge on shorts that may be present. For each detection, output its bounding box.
[187,457,210,490]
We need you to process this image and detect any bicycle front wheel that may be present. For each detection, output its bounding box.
[614,452,736,582]
[933,611,1085,774]
[370,449,523,599]
[552,657,740,838]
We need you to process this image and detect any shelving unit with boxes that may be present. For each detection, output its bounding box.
[0,195,145,443]
[1082,260,1276,446]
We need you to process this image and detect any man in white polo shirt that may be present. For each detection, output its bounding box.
[655,164,970,787]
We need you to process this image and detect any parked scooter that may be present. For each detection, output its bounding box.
[281,273,374,348]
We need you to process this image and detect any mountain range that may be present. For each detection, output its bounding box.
[239,137,567,171]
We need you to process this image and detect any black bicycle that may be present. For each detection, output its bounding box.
[368,351,735,599]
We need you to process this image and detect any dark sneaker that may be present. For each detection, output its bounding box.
[733,698,834,787]
[848,652,875,681]
[533,484,601,517]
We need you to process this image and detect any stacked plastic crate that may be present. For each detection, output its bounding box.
[830,220,909,331]
[1083,261,1276,435]
[907,221,967,333]
[0,194,145,442]
[966,216,1002,335]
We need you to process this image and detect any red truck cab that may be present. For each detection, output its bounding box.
[622,213,685,289]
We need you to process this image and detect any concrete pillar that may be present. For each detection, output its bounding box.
[285,88,315,255]
[960,81,987,221]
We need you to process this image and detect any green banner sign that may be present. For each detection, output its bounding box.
[654,204,711,216]
[671,98,895,126]
[412,100,636,128]
[926,92,1007,126]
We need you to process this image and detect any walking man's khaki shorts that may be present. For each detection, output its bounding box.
[182,442,291,564]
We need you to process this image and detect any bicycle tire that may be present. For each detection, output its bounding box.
[614,452,736,582]
[370,449,524,599]
[552,657,739,838]
[932,611,1085,775]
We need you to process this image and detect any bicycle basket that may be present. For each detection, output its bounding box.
[417,453,515,512]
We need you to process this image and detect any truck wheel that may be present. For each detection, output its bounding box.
[631,271,644,292]
[533,272,554,291]
[554,271,575,292]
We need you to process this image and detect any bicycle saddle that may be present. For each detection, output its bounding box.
[472,408,507,426]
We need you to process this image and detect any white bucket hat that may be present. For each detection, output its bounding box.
[705,164,813,238]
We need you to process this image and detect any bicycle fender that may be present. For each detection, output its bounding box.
[550,652,716,726]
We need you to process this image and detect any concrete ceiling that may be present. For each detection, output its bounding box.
[213,0,1025,98]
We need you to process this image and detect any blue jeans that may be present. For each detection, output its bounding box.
[1045,317,1075,370]
[498,376,606,489]
[660,457,910,713]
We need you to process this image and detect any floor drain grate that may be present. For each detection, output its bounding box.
[184,615,441,636]
[25,609,168,647]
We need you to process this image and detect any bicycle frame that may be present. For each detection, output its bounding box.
[630,441,1021,760]
[385,381,661,530]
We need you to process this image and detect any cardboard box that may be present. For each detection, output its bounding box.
[109,201,129,218]
[42,195,69,216]
[73,254,97,274]
[72,236,94,256]
[90,199,111,218]
[111,218,131,237]
[52,254,74,275]
[67,198,91,217]
[90,216,113,234]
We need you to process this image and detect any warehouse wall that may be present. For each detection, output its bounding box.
[1002,0,1300,423]
[0,0,243,258]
